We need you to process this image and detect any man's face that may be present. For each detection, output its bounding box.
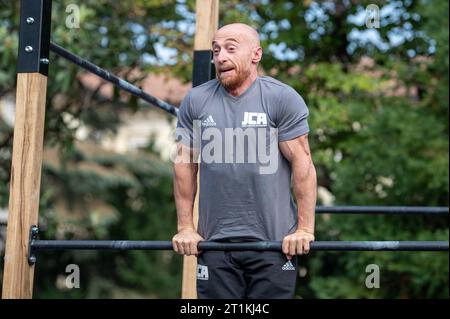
[212,30,254,90]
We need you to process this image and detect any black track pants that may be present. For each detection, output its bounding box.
[196,251,298,299]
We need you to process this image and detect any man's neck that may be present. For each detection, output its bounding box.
[226,73,258,97]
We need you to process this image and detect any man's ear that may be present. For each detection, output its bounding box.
[252,46,263,64]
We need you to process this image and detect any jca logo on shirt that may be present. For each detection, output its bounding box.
[241,112,267,127]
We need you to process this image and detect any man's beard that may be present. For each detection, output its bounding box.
[217,65,251,91]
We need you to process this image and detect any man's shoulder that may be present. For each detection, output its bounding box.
[258,76,303,104]
[258,76,291,92]
[189,79,220,99]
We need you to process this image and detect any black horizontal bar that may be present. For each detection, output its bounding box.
[315,206,449,215]
[31,240,449,252]
[49,42,178,116]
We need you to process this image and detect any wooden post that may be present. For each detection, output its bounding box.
[2,0,51,299]
[2,73,48,299]
[181,0,219,299]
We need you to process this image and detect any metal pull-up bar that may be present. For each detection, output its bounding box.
[29,239,449,253]
[315,206,449,215]
[27,227,449,265]
[49,42,179,116]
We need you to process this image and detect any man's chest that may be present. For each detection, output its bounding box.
[197,98,276,130]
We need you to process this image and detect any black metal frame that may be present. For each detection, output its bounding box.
[49,43,179,116]
[17,0,52,75]
[27,226,449,265]
[193,50,215,87]
[26,204,450,265]
[315,206,448,215]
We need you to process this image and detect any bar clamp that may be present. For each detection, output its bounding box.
[28,225,39,265]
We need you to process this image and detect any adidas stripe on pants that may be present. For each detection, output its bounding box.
[197,251,298,299]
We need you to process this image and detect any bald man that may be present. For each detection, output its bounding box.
[173,23,317,299]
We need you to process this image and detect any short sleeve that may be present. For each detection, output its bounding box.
[175,91,196,147]
[276,87,310,142]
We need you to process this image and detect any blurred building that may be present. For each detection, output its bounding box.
[77,72,191,159]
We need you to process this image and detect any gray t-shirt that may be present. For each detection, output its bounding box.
[176,76,310,241]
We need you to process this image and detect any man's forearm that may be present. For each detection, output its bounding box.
[173,162,198,231]
[293,163,317,233]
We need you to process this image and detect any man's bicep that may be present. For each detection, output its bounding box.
[279,134,311,164]
[175,142,200,165]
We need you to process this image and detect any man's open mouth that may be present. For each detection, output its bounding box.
[220,67,234,74]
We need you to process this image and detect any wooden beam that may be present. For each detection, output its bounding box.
[2,73,48,299]
[194,0,219,51]
[181,191,200,299]
[181,0,219,299]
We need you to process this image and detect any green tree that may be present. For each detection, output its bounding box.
[217,0,448,298]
